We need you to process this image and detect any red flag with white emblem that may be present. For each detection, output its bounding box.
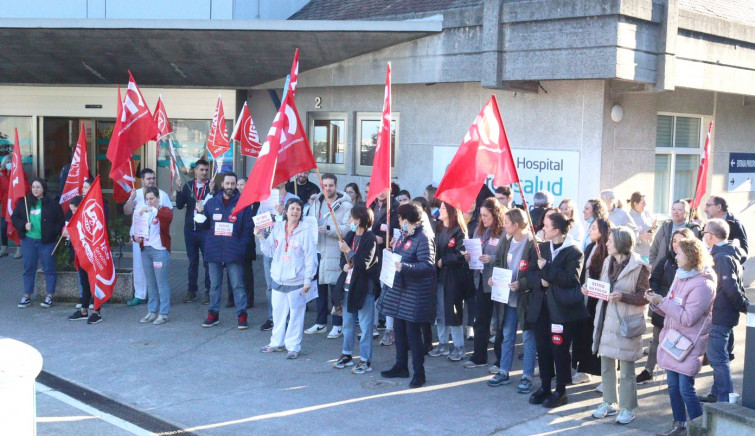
[435,95,520,212]
[206,95,230,159]
[152,96,173,141]
[67,177,117,311]
[691,122,713,210]
[366,63,392,208]
[231,102,262,157]
[59,122,91,212]
[5,128,27,244]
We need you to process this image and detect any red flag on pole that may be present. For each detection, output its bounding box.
[67,177,117,311]
[232,102,262,157]
[59,122,91,212]
[435,95,520,212]
[691,122,713,210]
[152,95,172,141]
[270,93,317,188]
[206,95,230,159]
[5,128,27,245]
[107,72,158,179]
[366,63,392,208]
[288,48,300,97]
[112,157,136,203]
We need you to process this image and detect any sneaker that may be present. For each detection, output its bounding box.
[381,366,410,378]
[69,310,88,321]
[380,329,395,346]
[615,408,635,425]
[40,296,54,308]
[75,303,82,309]
[517,377,533,394]
[351,361,372,374]
[183,292,197,303]
[595,382,603,393]
[428,344,450,357]
[698,393,717,403]
[203,312,220,327]
[304,324,327,335]
[543,391,568,408]
[636,369,653,384]
[87,312,102,324]
[409,374,426,389]
[333,354,354,369]
[656,421,687,436]
[153,315,168,325]
[571,371,592,384]
[201,294,210,305]
[260,345,285,353]
[448,346,465,361]
[488,371,511,387]
[238,313,249,330]
[376,319,386,330]
[488,364,500,374]
[529,387,550,405]
[592,402,619,419]
[140,313,157,323]
[260,319,274,331]
[327,326,343,339]
[286,351,298,359]
[18,296,31,308]
[127,297,145,306]
[462,360,486,369]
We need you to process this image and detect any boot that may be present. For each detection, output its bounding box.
[0,245,7,257]
[13,247,22,259]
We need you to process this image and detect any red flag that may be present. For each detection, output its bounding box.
[435,95,520,212]
[692,122,713,210]
[107,72,158,179]
[270,91,317,188]
[5,129,27,244]
[366,63,392,207]
[232,102,262,157]
[206,95,230,159]
[67,177,117,311]
[59,122,91,212]
[152,96,173,141]
[288,48,299,97]
[112,157,136,203]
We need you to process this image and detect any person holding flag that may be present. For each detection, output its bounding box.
[12,178,65,308]
[65,195,102,324]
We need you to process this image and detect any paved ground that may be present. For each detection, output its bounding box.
[0,251,749,435]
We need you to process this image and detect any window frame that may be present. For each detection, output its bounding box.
[354,111,400,177]
[654,112,707,212]
[307,111,348,175]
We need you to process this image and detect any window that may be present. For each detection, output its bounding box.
[354,112,399,176]
[653,114,704,213]
[308,112,347,174]
[0,116,34,178]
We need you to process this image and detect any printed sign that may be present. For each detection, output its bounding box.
[491,267,513,304]
[253,212,275,230]
[728,152,755,192]
[586,278,610,301]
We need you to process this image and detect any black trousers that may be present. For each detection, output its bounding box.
[533,302,575,393]
[421,322,432,353]
[471,281,494,364]
[571,297,601,375]
[394,318,425,376]
[77,267,93,310]
[243,244,255,308]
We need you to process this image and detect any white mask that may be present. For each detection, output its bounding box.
[5,163,10,171]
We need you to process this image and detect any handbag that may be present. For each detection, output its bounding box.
[552,285,584,306]
[661,313,708,362]
[612,302,646,338]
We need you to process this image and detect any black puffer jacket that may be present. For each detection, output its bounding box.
[649,249,678,329]
[377,224,436,323]
[710,242,747,327]
[11,194,65,244]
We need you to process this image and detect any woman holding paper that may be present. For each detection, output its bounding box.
[527,212,587,409]
[586,226,650,425]
[256,197,317,360]
[572,218,613,387]
[133,187,174,325]
[463,198,505,371]
[377,201,436,388]
[645,237,714,436]
[487,208,538,393]
[427,202,468,362]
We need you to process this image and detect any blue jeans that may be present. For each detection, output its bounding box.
[706,324,734,401]
[185,229,209,295]
[667,370,703,422]
[209,262,247,317]
[497,304,519,374]
[21,238,56,296]
[342,291,375,362]
[522,329,537,378]
[141,247,171,315]
[264,255,273,321]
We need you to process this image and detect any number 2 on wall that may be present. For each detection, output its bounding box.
[314,96,321,109]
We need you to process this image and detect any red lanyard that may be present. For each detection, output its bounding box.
[194,182,206,201]
[351,235,361,253]
[284,222,299,252]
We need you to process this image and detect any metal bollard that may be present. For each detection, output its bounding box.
[744,305,755,409]
[0,337,44,435]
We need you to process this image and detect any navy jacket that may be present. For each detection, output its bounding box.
[377,224,436,323]
[710,242,747,327]
[202,191,253,264]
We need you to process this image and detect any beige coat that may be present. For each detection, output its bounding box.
[592,253,650,362]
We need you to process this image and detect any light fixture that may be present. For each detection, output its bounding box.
[611,104,624,122]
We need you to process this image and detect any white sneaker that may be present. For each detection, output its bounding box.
[595,382,603,393]
[153,314,169,325]
[140,313,158,323]
[572,372,592,384]
[615,408,635,425]
[592,402,618,419]
[304,324,327,335]
[327,326,343,339]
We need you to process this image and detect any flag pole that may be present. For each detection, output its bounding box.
[293,178,298,197]
[313,167,344,241]
[386,62,392,251]
[51,234,65,255]
[515,182,542,260]
[128,159,136,191]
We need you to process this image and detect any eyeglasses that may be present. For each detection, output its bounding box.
[704,203,715,207]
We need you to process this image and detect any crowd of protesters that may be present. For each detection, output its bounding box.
[4,160,750,435]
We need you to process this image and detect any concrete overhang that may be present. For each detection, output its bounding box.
[0,18,442,88]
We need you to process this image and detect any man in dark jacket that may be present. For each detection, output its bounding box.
[704,195,749,255]
[700,219,747,403]
[285,170,320,202]
[175,159,213,304]
[200,172,254,330]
